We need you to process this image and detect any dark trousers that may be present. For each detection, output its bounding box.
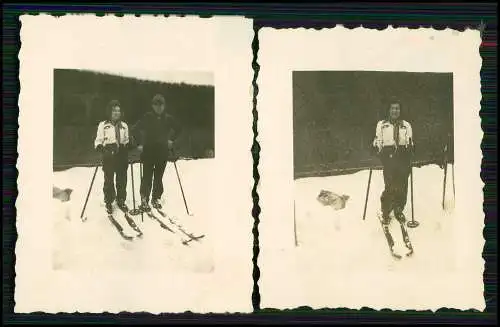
[102,149,128,204]
[140,150,167,202]
[380,147,411,216]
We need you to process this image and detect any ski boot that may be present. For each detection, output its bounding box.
[403,234,414,257]
[117,201,129,212]
[105,202,113,215]
[399,221,414,256]
[139,202,151,213]
[139,197,151,213]
[151,198,162,209]
[395,211,406,224]
[381,212,391,226]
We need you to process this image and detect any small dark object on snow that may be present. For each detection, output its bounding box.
[53,186,73,202]
[317,190,350,210]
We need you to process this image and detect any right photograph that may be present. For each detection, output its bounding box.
[258,27,483,311]
[293,71,454,260]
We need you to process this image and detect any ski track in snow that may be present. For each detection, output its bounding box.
[291,164,457,307]
[52,159,215,274]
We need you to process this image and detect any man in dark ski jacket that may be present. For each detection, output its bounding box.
[132,94,182,212]
[373,100,414,225]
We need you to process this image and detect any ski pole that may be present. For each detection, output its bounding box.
[80,165,99,222]
[174,160,192,216]
[407,165,419,228]
[362,168,373,220]
[442,153,448,210]
[448,132,455,202]
[140,162,144,222]
[452,161,455,201]
[294,200,298,246]
[129,162,141,216]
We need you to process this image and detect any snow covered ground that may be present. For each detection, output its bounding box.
[291,163,460,309]
[259,163,478,310]
[294,163,456,271]
[52,159,214,274]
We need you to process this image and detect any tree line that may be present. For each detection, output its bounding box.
[293,71,454,178]
[53,69,215,168]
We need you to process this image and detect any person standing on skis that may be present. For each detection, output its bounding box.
[133,94,182,212]
[373,100,414,225]
[94,100,131,214]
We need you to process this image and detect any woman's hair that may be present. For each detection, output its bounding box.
[387,98,403,117]
[106,99,122,120]
[388,98,402,109]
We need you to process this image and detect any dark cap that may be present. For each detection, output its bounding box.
[152,94,165,105]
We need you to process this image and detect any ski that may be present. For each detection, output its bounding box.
[153,206,168,218]
[398,221,414,257]
[153,207,205,244]
[119,207,143,238]
[144,209,175,233]
[181,234,206,246]
[107,212,134,241]
[377,213,402,260]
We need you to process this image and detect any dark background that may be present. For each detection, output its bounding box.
[293,71,454,179]
[53,69,215,169]
[3,3,496,324]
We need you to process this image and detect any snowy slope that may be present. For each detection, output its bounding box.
[52,159,214,274]
[289,163,459,309]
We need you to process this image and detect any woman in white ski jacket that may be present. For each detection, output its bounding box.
[94,100,131,214]
[373,100,414,224]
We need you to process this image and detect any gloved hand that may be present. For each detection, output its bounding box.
[167,147,179,162]
[370,145,381,157]
[409,138,415,155]
[409,144,415,156]
[104,144,118,155]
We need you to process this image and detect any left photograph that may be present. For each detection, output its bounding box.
[17,15,253,314]
[52,69,214,272]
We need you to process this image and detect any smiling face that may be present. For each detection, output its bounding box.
[110,105,121,122]
[389,102,401,121]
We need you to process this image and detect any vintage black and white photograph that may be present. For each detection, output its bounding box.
[17,14,253,313]
[52,69,215,272]
[293,70,454,260]
[258,27,483,310]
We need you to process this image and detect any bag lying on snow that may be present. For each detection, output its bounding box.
[53,186,73,202]
[317,189,349,210]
